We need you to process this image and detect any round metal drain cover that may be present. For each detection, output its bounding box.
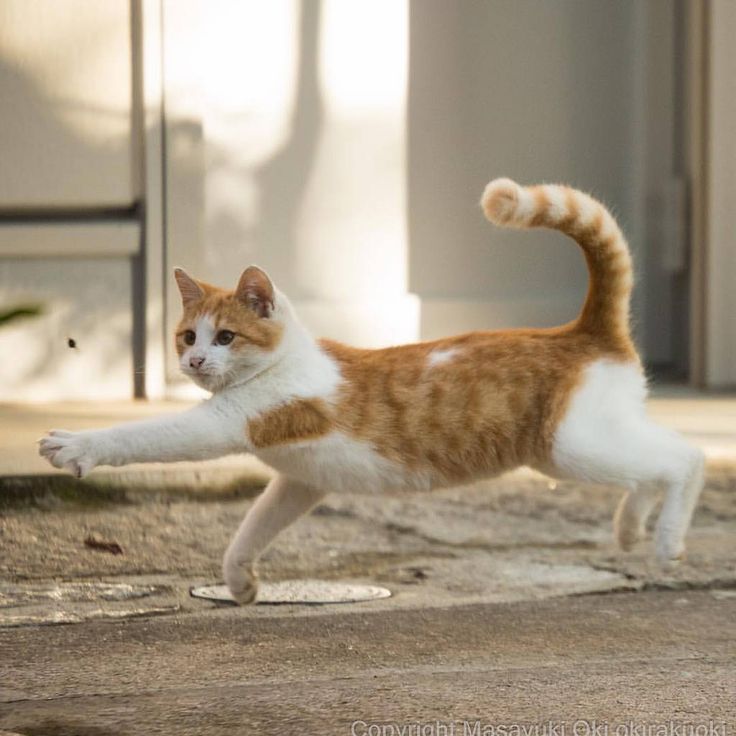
[190,580,391,605]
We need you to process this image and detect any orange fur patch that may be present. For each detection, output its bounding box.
[249,398,332,448]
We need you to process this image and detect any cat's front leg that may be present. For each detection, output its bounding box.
[38,400,247,477]
[223,474,326,604]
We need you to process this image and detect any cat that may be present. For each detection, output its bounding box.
[39,178,705,604]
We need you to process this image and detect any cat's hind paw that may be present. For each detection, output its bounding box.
[613,509,647,552]
[655,528,686,570]
[38,430,100,479]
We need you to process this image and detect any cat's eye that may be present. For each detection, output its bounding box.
[216,330,235,346]
[183,330,196,346]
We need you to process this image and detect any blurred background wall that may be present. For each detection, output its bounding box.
[0,0,733,401]
[0,0,140,400]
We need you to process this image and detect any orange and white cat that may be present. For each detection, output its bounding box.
[39,179,705,604]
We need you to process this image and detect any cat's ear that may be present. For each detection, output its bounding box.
[235,266,275,318]
[174,268,204,306]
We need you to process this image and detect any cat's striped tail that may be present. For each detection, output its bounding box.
[480,178,633,347]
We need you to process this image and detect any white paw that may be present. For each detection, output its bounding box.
[223,558,259,605]
[655,526,686,569]
[37,430,103,479]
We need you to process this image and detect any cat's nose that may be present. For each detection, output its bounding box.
[189,356,205,369]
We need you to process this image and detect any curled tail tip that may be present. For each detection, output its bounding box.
[481,177,525,226]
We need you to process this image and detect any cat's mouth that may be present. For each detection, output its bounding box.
[181,364,224,387]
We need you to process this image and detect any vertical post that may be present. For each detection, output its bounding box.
[685,0,708,388]
[135,0,167,398]
[687,0,736,388]
[704,0,736,388]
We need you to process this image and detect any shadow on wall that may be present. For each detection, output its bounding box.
[202,0,324,301]
[163,0,326,382]
[169,0,418,366]
[0,52,132,208]
[193,0,412,347]
[250,0,324,296]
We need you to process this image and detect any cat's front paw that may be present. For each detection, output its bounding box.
[38,430,104,478]
[223,558,259,605]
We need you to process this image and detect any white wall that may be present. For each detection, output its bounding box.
[163,0,654,379]
[163,0,417,381]
[0,258,134,401]
[0,0,137,207]
[704,0,736,387]
[409,0,646,343]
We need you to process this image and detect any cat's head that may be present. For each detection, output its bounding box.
[173,266,286,391]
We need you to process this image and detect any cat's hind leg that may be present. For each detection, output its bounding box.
[613,481,660,551]
[552,361,705,565]
[223,474,326,604]
[652,443,705,564]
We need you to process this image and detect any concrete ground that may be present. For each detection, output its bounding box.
[0,392,735,734]
[1,591,734,735]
